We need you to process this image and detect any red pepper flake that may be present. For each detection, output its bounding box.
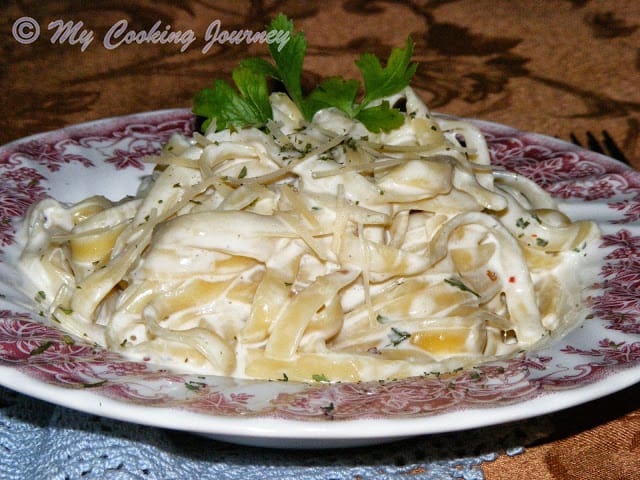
[509,276,516,283]
[486,270,498,282]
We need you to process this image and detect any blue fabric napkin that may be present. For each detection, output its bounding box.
[0,385,544,480]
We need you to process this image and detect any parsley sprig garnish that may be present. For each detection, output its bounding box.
[193,66,272,132]
[193,14,417,133]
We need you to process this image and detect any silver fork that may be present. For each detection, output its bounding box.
[569,130,630,166]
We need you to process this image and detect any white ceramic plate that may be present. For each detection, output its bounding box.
[1,110,639,448]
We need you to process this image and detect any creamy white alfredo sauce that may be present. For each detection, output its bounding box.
[18,88,600,382]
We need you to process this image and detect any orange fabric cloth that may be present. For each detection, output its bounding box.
[482,384,640,479]
[2,1,639,478]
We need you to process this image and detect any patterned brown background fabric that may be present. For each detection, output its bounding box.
[2,1,639,477]
[3,0,639,168]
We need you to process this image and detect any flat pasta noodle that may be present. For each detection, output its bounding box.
[18,87,600,383]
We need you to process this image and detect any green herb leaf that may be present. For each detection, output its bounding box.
[306,77,361,117]
[320,402,335,413]
[193,66,272,132]
[311,373,329,382]
[536,237,549,247]
[185,381,207,391]
[266,14,307,111]
[387,327,411,347]
[444,277,481,298]
[232,66,273,123]
[30,341,54,356]
[239,57,279,78]
[355,37,417,109]
[355,101,405,133]
[82,380,107,388]
[305,38,416,131]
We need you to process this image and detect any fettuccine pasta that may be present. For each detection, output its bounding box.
[18,88,600,382]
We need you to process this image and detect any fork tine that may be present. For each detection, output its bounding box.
[569,130,631,166]
[586,131,605,155]
[601,130,631,165]
[569,132,582,147]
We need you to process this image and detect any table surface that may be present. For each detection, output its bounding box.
[2,1,639,479]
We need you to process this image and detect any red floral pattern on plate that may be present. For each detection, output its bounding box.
[6,139,94,172]
[0,111,639,428]
[0,167,47,248]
